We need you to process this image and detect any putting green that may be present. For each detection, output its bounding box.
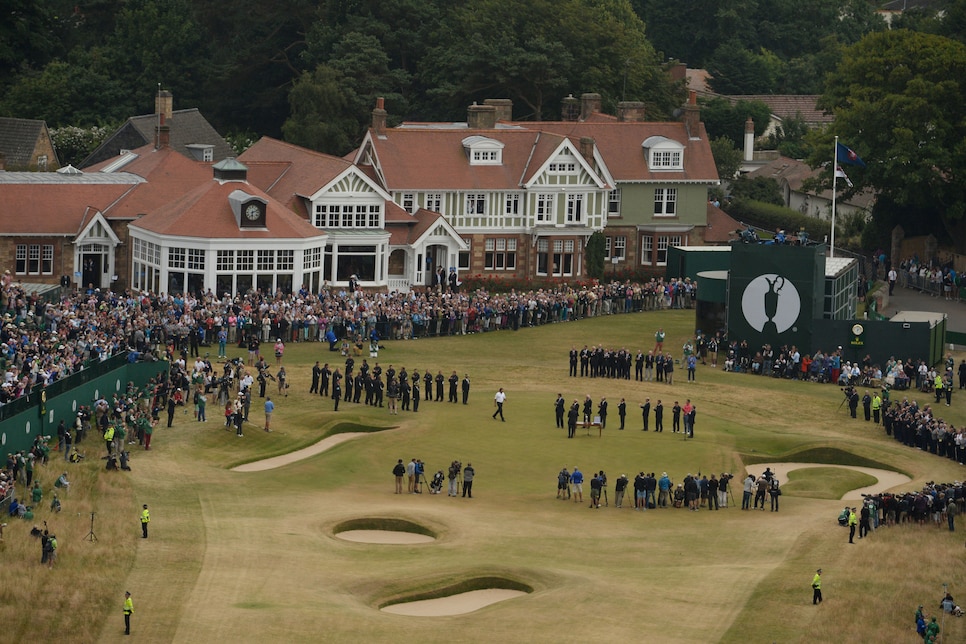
[745,462,911,499]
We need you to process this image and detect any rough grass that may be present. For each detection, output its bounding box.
[1,310,964,643]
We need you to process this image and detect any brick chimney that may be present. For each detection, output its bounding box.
[668,62,687,83]
[155,90,173,121]
[682,90,700,138]
[580,93,601,121]
[743,117,755,162]
[156,112,170,149]
[579,137,595,166]
[467,102,497,129]
[561,95,580,121]
[483,98,513,123]
[617,101,646,122]
[372,97,387,135]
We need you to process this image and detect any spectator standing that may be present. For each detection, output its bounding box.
[264,397,274,432]
[392,459,405,494]
[462,463,475,498]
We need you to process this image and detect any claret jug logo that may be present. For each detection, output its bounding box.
[741,274,801,334]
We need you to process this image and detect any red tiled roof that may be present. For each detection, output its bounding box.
[746,156,876,209]
[364,129,570,190]
[240,137,357,212]
[92,145,213,219]
[532,121,719,183]
[704,202,741,243]
[387,207,450,246]
[129,177,325,240]
[1,184,135,235]
[724,95,832,126]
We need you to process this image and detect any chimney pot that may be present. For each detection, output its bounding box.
[682,92,700,138]
[155,90,173,121]
[372,97,388,135]
[580,93,602,121]
[579,137,595,165]
[467,103,497,129]
[483,98,513,123]
[617,101,646,122]
[561,95,580,122]
[743,118,755,162]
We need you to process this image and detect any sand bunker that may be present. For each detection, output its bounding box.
[745,462,911,500]
[232,432,368,472]
[336,530,435,544]
[381,589,527,616]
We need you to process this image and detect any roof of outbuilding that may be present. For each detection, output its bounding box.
[0,117,57,167]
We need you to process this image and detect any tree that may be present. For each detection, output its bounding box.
[585,231,605,279]
[699,97,771,148]
[709,136,742,181]
[729,175,783,206]
[281,65,358,155]
[50,125,113,166]
[815,30,966,252]
[706,40,783,95]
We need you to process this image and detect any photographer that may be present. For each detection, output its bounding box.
[448,461,461,497]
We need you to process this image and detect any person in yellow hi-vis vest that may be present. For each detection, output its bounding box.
[811,569,822,605]
[103,425,115,457]
[871,393,882,424]
[140,504,150,539]
[123,591,134,635]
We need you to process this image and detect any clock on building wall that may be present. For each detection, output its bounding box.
[241,201,264,227]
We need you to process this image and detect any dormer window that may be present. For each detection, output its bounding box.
[548,156,577,173]
[463,135,503,165]
[642,136,684,170]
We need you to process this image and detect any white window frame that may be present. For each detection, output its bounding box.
[187,248,205,271]
[168,247,185,269]
[505,193,520,216]
[641,234,653,265]
[614,235,626,260]
[426,193,443,214]
[656,235,682,266]
[536,193,554,223]
[654,187,677,217]
[465,193,486,216]
[217,250,234,271]
[458,239,471,271]
[566,193,584,223]
[608,189,621,216]
[484,238,516,271]
[402,193,416,214]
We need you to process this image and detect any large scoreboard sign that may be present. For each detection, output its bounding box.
[727,244,825,353]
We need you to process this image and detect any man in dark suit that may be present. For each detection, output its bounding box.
[449,371,459,403]
[617,398,626,430]
[654,400,664,432]
[555,394,565,428]
[640,398,651,431]
[462,374,471,404]
[310,361,321,393]
[598,397,608,429]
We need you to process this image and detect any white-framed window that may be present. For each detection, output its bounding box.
[656,235,681,266]
[651,150,682,168]
[552,239,575,276]
[566,193,584,223]
[305,247,322,269]
[37,155,48,171]
[536,193,554,223]
[458,239,471,271]
[203,148,213,162]
[548,161,577,173]
[614,236,626,260]
[465,193,486,215]
[473,150,498,163]
[536,239,549,275]
[641,234,653,265]
[277,250,294,271]
[402,193,416,213]
[168,247,185,269]
[314,204,382,228]
[217,250,234,271]
[15,244,51,275]
[604,237,611,259]
[484,238,516,270]
[257,250,274,271]
[187,249,205,271]
[426,193,443,213]
[608,189,621,216]
[237,250,254,271]
[654,188,677,216]
[505,193,520,216]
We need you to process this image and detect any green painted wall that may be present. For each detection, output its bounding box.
[0,361,169,456]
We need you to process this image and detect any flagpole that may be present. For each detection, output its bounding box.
[831,136,838,259]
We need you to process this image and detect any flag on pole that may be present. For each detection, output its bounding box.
[835,165,853,188]
[836,142,865,167]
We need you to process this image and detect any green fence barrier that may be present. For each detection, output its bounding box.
[0,357,169,455]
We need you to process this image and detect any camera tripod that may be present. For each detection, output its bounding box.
[85,512,98,542]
